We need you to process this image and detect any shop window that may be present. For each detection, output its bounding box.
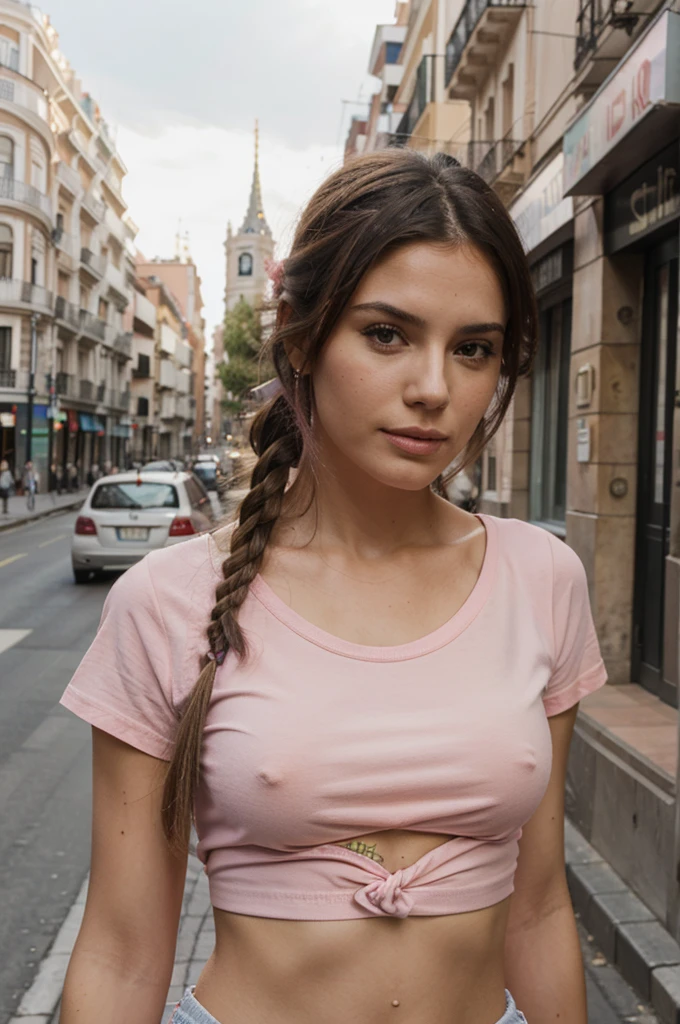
[0,223,12,278]
[0,325,10,370]
[0,135,13,179]
[529,298,572,527]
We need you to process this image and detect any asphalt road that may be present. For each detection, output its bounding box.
[0,509,658,1024]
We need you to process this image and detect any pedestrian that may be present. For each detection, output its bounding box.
[58,150,607,1024]
[0,459,12,514]
[55,463,64,496]
[67,462,78,492]
[22,460,37,511]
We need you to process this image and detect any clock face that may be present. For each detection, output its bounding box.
[239,252,253,277]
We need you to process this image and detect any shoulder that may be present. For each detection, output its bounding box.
[482,515,587,592]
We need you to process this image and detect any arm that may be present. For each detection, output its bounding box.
[504,704,586,1024]
[60,727,187,1024]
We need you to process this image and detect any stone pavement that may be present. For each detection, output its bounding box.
[0,491,84,532]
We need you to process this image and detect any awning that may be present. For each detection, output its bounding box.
[79,413,106,433]
[563,9,680,195]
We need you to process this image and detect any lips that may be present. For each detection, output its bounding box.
[381,430,448,456]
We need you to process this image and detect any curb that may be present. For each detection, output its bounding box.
[0,499,83,534]
[565,818,680,1023]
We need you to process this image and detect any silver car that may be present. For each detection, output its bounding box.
[71,470,215,584]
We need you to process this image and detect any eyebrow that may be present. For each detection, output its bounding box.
[349,302,505,337]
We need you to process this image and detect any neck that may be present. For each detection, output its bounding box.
[282,434,456,561]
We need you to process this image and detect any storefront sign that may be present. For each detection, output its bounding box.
[605,141,679,252]
[510,152,573,255]
[564,10,680,194]
[0,411,15,428]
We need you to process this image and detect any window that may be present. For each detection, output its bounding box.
[31,257,37,285]
[136,396,149,416]
[136,353,150,378]
[239,252,253,277]
[529,297,572,526]
[502,64,514,139]
[0,325,10,370]
[98,297,109,321]
[0,39,19,71]
[92,481,179,509]
[0,223,12,278]
[385,41,402,64]
[0,135,13,178]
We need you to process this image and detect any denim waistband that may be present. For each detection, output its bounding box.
[169,985,527,1023]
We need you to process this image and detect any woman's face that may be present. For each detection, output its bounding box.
[310,241,506,492]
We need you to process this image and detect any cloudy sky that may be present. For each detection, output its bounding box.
[44,0,398,336]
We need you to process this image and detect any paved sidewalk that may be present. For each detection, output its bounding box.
[0,491,84,532]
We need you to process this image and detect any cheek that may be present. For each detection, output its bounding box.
[314,341,395,425]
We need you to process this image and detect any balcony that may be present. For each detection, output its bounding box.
[54,371,76,399]
[176,340,193,369]
[0,177,52,226]
[175,367,191,393]
[105,387,131,411]
[80,246,106,280]
[574,0,661,89]
[160,323,178,357]
[159,358,176,390]
[112,330,133,360]
[79,309,107,342]
[55,295,81,332]
[56,160,81,199]
[79,379,97,403]
[134,291,157,333]
[467,137,527,198]
[446,0,527,98]
[0,367,28,389]
[0,278,53,315]
[55,230,80,270]
[160,393,177,419]
[0,70,49,136]
[104,261,129,305]
[394,55,439,143]
[104,205,127,244]
[81,191,105,223]
[96,381,106,403]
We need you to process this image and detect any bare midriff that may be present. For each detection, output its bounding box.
[192,830,511,1024]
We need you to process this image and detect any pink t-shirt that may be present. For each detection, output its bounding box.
[60,514,607,920]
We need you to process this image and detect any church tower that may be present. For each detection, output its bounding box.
[224,122,275,312]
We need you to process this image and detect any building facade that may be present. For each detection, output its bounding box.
[0,0,137,486]
[356,0,680,940]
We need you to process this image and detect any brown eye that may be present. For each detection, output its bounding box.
[362,324,404,348]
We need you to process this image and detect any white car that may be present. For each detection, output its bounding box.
[71,470,215,584]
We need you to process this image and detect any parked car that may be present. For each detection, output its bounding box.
[140,459,184,472]
[191,459,226,494]
[71,471,215,584]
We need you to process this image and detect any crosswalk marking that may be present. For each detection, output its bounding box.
[38,534,67,549]
[0,628,32,655]
[0,553,27,569]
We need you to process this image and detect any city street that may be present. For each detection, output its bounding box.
[0,510,659,1024]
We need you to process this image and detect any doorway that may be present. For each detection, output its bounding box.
[633,236,679,704]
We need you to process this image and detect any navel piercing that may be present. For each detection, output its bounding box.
[207,650,226,666]
[392,999,400,1007]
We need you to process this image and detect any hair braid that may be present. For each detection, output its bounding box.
[161,398,302,851]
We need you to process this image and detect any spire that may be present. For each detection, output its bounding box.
[239,120,271,237]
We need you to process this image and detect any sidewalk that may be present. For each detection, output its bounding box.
[0,491,84,532]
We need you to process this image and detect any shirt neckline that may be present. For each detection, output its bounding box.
[247,513,498,662]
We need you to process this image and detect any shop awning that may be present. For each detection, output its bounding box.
[79,414,105,433]
[563,9,680,195]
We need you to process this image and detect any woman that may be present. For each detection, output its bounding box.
[58,151,607,1024]
[0,459,12,514]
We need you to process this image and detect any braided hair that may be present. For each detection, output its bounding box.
[161,147,537,849]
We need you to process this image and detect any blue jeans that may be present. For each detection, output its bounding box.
[168,986,527,1023]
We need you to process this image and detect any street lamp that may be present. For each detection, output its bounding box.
[25,312,39,463]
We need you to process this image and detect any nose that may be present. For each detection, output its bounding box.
[403,347,450,411]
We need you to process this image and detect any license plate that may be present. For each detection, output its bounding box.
[117,527,149,541]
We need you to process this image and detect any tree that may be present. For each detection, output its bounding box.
[217,297,273,416]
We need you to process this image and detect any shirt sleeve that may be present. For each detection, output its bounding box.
[59,556,178,759]
[543,535,608,717]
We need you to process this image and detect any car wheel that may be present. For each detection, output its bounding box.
[73,568,91,584]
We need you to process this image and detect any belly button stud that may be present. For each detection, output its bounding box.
[392,1000,400,1007]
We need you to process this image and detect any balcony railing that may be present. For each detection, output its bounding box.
[55,371,73,397]
[0,278,53,311]
[96,382,106,403]
[0,177,52,219]
[80,247,106,278]
[81,191,106,222]
[56,160,81,197]
[0,71,49,124]
[79,379,96,402]
[445,0,527,88]
[55,295,81,330]
[467,138,524,184]
[394,55,439,142]
[55,231,80,263]
[79,309,107,342]
[108,388,131,411]
[112,330,133,359]
[0,367,16,387]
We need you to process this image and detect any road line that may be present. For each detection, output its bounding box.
[38,534,67,548]
[0,628,32,655]
[0,553,27,569]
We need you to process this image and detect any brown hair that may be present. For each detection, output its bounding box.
[161,148,538,849]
